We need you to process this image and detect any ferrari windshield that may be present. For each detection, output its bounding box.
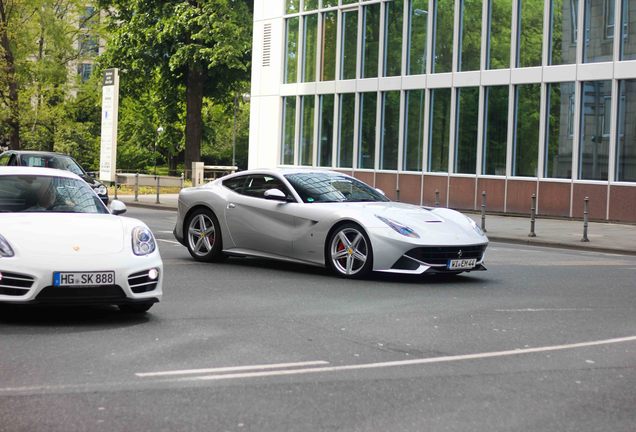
[284,172,390,203]
[0,175,108,213]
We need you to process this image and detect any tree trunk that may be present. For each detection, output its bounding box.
[184,65,204,179]
[0,0,20,150]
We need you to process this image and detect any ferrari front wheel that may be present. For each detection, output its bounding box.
[327,223,373,278]
[186,208,225,262]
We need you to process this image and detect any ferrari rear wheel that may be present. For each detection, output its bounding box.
[327,223,373,278]
[186,208,225,262]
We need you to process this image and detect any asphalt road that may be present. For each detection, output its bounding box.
[1,207,634,432]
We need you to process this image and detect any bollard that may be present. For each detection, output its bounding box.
[396,188,400,202]
[134,172,139,202]
[155,175,160,204]
[435,190,440,207]
[481,191,487,232]
[529,193,537,237]
[180,173,184,190]
[114,177,118,200]
[581,196,590,242]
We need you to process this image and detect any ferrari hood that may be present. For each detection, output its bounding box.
[0,214,126,256]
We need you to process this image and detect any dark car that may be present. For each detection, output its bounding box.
[0,151,109,204]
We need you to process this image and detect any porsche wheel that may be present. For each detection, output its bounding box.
[327,223,373,278]
[186,208,225,262]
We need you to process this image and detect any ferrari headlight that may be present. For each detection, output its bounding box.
[467,216,485,236]
[376,215,420,238]
[132,226,156,256]
[96,184,108,196]
[0,234,14,257]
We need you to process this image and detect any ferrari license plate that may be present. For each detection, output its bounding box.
[447,259,477,270]
[53,271,115,287]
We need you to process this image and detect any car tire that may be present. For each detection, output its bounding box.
[185,208,225,262]
[326,223,373,279]
[119,302,154,313]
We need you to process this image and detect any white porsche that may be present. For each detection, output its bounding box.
[0,167,162,312]
[174,169,488,278]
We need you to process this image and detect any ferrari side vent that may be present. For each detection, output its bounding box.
[0,271,34,296]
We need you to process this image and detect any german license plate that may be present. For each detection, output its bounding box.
[53,271,115,287]
[448,259,477,270]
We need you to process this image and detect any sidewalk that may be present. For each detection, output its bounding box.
[116,193,636,256]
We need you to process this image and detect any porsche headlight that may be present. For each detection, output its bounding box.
[132,226,156,256]
[376,215,420,238]
[0,234,14,258]
[96,184,108,196]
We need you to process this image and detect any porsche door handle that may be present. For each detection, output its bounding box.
[227,203,236,209]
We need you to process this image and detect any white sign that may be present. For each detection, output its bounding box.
[99,68,119,182]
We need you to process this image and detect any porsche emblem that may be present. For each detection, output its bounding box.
[73,245,80,252]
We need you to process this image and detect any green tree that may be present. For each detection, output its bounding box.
[97,0,252,177]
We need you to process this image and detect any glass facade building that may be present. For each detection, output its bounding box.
[250,0,636,222]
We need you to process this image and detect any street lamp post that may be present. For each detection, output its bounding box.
[155,126,164,176]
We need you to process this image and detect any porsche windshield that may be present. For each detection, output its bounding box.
[284,172,390,203]
[0,175,108,213]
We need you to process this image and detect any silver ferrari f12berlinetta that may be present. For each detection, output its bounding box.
[173,169,488,278]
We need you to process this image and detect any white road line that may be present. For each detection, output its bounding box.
[157,239,181,245]
[136,361,330,378]
[170,335,636,383]
[495,308,594,312]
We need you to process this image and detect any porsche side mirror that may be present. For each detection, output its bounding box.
[110,199,127,215]
[264,188,288,202]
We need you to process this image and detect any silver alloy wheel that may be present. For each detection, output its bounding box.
[187,213,216,257]
[330,227,369,276]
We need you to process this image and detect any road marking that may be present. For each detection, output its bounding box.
[495,308,594,312]
[157,239,181,245]
[167,335,636,383]
[136,361,330,378]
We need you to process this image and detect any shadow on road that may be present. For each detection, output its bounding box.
[0,304,152,330]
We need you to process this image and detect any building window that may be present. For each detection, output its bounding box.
[79,6,97,30]
[428,88,452,172]
[318,94,335,167]
[300,95,315,166]
[341,9,358,80]
[459,0,482,71]
[281,96,297,165]
[323,0,338,6]
[620,0,634,59]
[513,83,541,176]
[487,0,512,69]
[455,87,479,174]
[617,80,636,182]
[285,17,299,83]
[286,0,299,14]
[358,92,378,169]
[77,63,93,82]
[579,80,611,180]
[79,35,99,57]
[583,0,615,62]
[303,14,318,82]
[545,82,575,178]
[384,0,404,77]
[433,0,455,73]
[517,0,544,67]
[549,0,578,65]
[304,0,318,11]
[483,86,509,175]
[407,0,428,75]
[321,11,337,81]
[362,3,381,78]
[403,89,426,171]
[380,91,400,170]
[338,93,356,168]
